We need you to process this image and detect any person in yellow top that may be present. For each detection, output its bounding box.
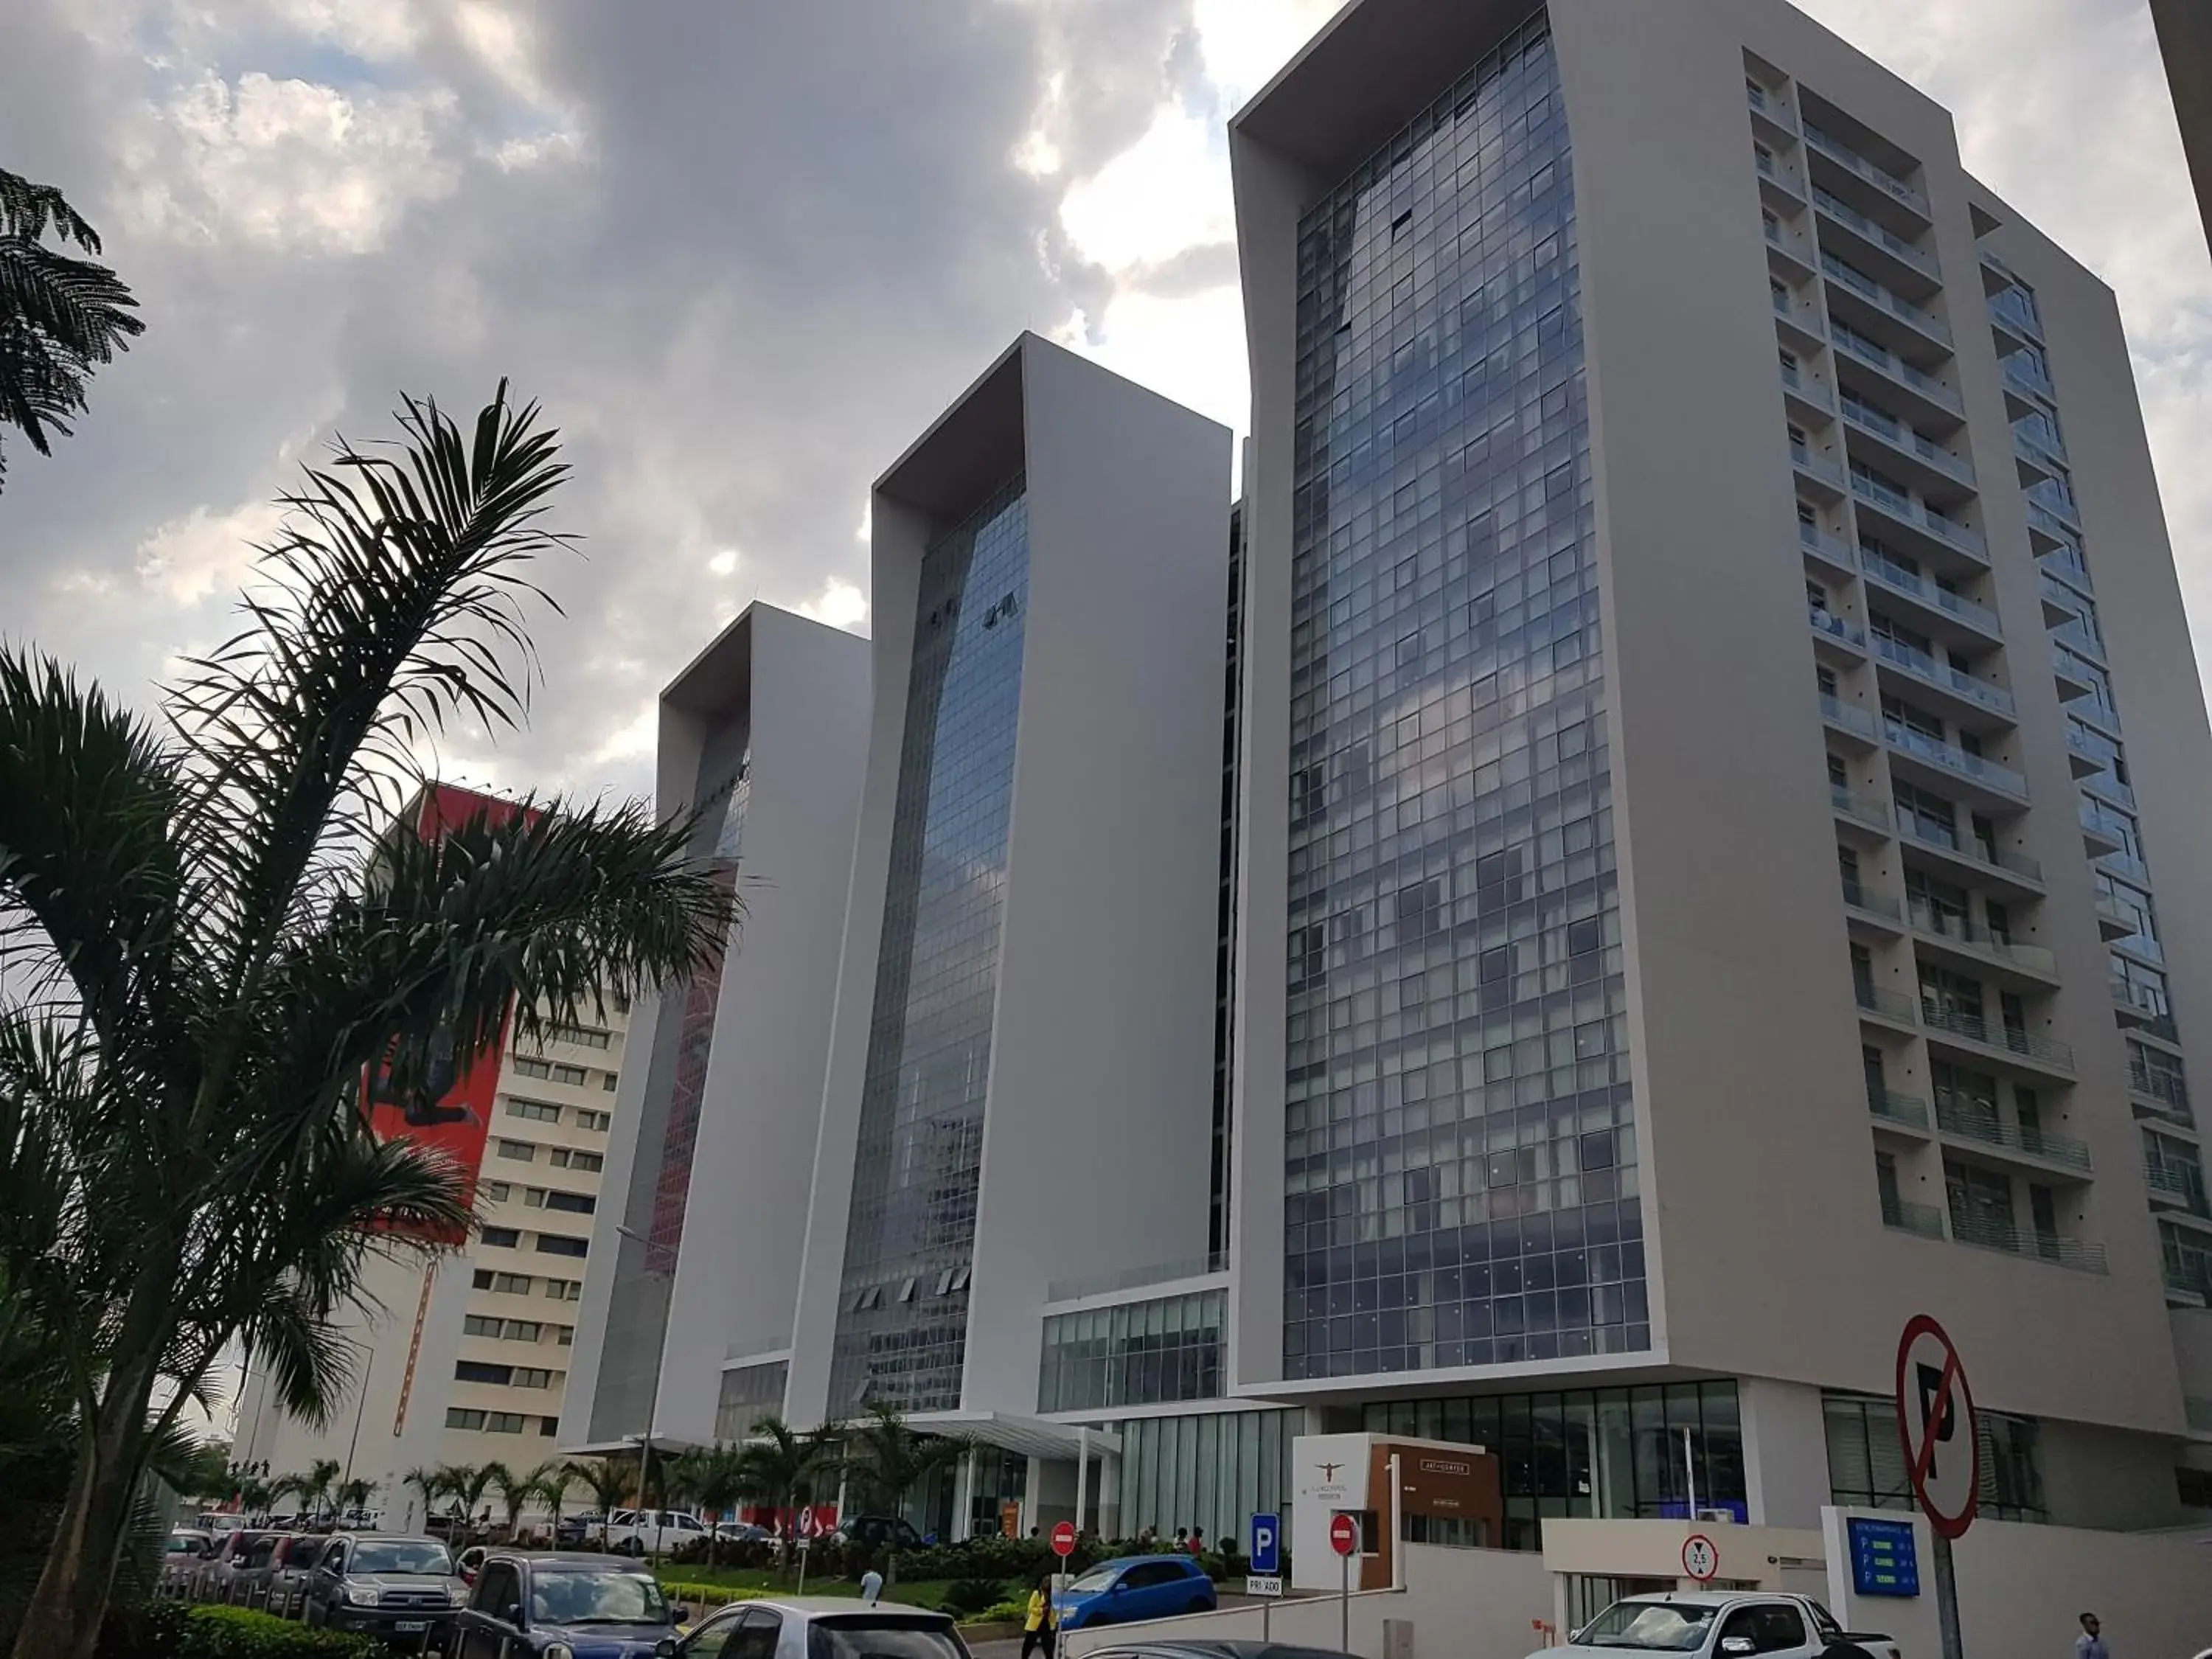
[1022,1573,1060,1659]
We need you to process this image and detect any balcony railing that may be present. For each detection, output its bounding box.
[1821,253,1952,345]
[1857,547,2000,633]
[1755,148,1804,195]
[1855,981,1918,1023]
[2110,979,2179,1043]
[2052,614,2104,663]
[1851,474,1987,559]
[2144,1155,2211,1217]
[1919,1004,2075,1070]
[1842,399,1974,484]
[2129,1064,2191,1118]
[1908,909,2057,975]
[1830,326,1963,415]
[1812,605,1865,649]
[1978,243,2021,282]
[2080,800,2133,849]
[2081,768,2136,813]
[1843,879,1902,921]
[2003,355,2056,401]
[1885,720,2028,799]
[2101,849,2152,885]
[1934,1102,2090,1170]
[2163,1259,2212,1304]
[1820,692,1879,740]
[1882,1197,1946,1239]
[1949,1212,2107,1273]
[1868,1089,1930,1130]
[2039,541,2094,592]
[1791,439,1847,489]
[1894,818,2043,885]
[1812,184,1941,279]
[1804,121,1932,218]
[1869,632,2015,717]
[1831,785,1891,831]
[2014,425,2067,474]
[1989,285,2044,342]
[1798,519,1856,567]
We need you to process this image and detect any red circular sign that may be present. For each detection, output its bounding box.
[1328,1513,1360,1557]
[1895,1312,1979,1540]
[798,1508,824,1539]
[1051,1520,1077,1558]
[1681,1534,1719,1582]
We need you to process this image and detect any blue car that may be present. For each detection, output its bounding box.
[449,1551,684,1659]
[1053,1554,1217,1631]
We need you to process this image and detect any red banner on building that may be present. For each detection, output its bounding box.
[364,784,528,1241]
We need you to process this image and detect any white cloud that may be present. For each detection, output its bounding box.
[796,576,868,633]
[1058,103,1231,275]
[1191,0,1342,111]
[130,71,461,254]
[261,0,424,60]
[708,549,739,577]
[135,498,287,605]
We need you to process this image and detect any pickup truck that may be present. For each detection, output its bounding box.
[601,1508,710,1556]
[1533,1590,1902,1659]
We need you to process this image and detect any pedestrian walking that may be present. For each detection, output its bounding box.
[1189,1526,1206,1555]
[1173,1527,1188,1551]
[859,1568,884,1606]
[2076,1613,2109,1659]
[1022,1575,1059,1659]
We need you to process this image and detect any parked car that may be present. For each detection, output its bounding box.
[710,1520,770,1545]
[830,1514,922,1552]
[224,1532,296,1607]
[299,1532,467,1643]
[190,1528,274,1604]
[603,1509,711,1557]
[454,1545,488,1585]
[1052,1556,1217,1632]
[159,1531,210,1599]
[260,1534,330,1619]
[448,1550,684,1658]
[661,1597,970,1659]
[196,1512,248,1536]
[558,1512,603,1548]
[1085,1646,1352,1659]
[1533,1592,1901,1659]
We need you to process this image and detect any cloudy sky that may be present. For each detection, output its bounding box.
[2,0,2207,818]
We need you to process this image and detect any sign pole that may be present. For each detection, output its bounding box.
[1931,1531,1964,1659]
[1339,1545,1349,1653]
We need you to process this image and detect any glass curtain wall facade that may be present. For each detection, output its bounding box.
[1823,1391,2048,1522]
[1037,1290,1225,1413]
[1363,1381,1745,1549]
[1283,7,1642,1384]
[829,479,1031,1413]
[1116,1409,1298,1546]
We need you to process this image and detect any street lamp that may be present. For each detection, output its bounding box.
[613,1223,673,1560]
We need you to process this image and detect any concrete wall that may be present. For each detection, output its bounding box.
[652,610,870,1444]
[1062,1545,1553,1659]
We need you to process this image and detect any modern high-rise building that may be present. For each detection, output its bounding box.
[781,334,1233,1461]
[1221,0,2212,1540]
[563,603,871,1453]
[232,785,636,1526]
[2151,0,2212,253]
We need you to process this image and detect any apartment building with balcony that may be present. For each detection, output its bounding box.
[1224,0,2212,1538]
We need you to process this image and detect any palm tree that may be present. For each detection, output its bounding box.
[400,1467,447,1536]
[298,1458,341,1526]
[835,1405,970,1587]
[440,1464,498,1547]
[525,1459,574,1545]
[567,1456,636,1550]
[232,1475,274,1523]
[0,383,735,1659]
[484,1461,537,1543]
[683,1444,751,1570]
[733,1417,838,1577]
[335,1477,376,1522]
[0,166,143,491]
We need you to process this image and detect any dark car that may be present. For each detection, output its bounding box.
[450,1551,681,1659]
[1082,1646,1354,1659]
[190,1528,274,1604]
[263,1534,330,1619]
[224,1531,297,1608]
[1051,1555,1217,1632]
[300,1532,466,1641]
[830,1515,922,1552]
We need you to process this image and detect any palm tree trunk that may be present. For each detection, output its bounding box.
[13,1345,161,1659]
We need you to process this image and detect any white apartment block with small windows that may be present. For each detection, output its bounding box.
[232,992,635,1528]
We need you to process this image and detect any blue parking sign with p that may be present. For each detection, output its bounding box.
[1251,1512,1280,1575]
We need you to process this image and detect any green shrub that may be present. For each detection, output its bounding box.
[175,1604,384,1659]
[660,1582,768,1611]
[974,1601,1029,1626]
[939,1579,1009,1618]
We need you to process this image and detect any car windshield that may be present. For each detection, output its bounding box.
[349,1540,453,1576]
[529,1568,669,1625]
[166,1537,204,1554]
[807,1615,964,1659]
[1576,1601,1722,1651]
[1063,1566,1121,1594]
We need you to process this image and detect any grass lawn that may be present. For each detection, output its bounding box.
[655,1566,970,1612]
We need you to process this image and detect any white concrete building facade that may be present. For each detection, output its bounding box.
[1221,0,2212,1545]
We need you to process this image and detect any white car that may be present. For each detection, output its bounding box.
[602,1508,711,1556]
[1534,1591,1901,1659]
[655,1596,967,1659]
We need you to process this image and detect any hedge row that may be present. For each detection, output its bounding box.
[660,1582,769,1611]
[101,1602,384,1659]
